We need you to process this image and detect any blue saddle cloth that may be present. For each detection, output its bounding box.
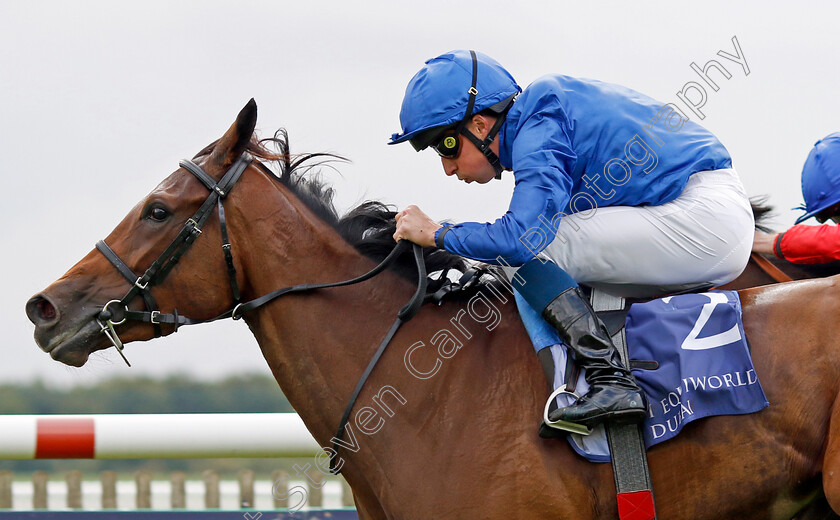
[515,290,769,462]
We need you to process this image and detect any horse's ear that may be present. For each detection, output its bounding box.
[209,99,258,168]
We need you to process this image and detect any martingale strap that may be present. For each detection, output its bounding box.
[228,240,425,321]
[329,244,427,474]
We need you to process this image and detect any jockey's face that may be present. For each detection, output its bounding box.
[815,202,840,224]
[439,115,499,185]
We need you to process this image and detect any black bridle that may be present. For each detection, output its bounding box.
[94,154,251,364]
[94,152,427,474]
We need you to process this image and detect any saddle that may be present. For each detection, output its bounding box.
[586,283,715,336]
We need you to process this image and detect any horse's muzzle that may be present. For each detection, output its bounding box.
[26,291,100,366]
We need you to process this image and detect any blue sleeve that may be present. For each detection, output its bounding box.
[435,100,578,266]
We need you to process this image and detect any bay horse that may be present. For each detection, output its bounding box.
[25,100,840,519]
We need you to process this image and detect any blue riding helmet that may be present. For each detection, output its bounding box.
[389,50,521,150]
[795,132,840,224]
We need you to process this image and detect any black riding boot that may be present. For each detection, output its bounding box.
[543,287,647,428]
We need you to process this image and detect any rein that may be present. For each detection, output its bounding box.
[749,252,794,284]
[94,154,429,474]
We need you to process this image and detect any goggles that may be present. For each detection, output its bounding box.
[432,129,461,158]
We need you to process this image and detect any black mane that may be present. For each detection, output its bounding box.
[750,196,774,233]
[232,130,469,279]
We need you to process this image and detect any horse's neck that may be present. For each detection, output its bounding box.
[231,182,417,443]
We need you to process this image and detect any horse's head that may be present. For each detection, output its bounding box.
[25,100,260,367]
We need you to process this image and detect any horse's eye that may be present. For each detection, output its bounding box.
[148,206,170,222]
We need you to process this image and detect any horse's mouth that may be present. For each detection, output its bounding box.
[36,318,103,367]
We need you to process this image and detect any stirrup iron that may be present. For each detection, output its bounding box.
[543,384,592,436]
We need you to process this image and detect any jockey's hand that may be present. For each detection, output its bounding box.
[752,230,777,256]
[394,205,442,248]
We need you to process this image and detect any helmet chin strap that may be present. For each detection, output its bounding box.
[460,115,507,179]
[455,49,512,180]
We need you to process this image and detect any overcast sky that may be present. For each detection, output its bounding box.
[2,1,839,387]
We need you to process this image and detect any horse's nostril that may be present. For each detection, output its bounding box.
[26,295,59,326]
[38,299,56,320]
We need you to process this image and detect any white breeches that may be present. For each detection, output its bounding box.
[538,168,754,298]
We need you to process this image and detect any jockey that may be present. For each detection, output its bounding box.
[389,50,754,430]
[753,133,840,263]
